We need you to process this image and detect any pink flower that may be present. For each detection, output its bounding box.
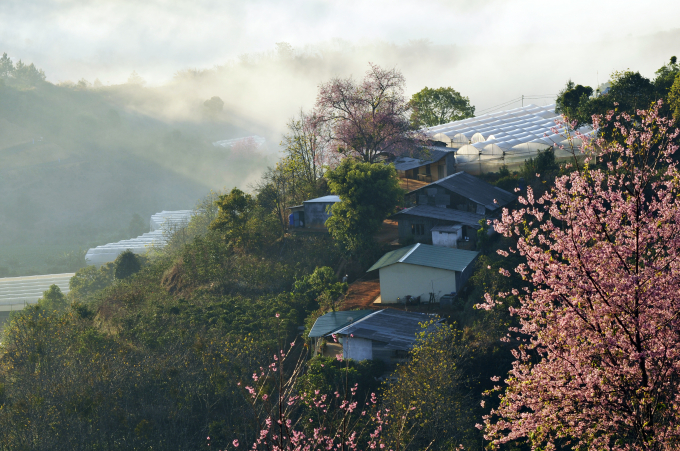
[275,313,280,318]
[233,440,239,447]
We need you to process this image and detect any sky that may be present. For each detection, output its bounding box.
[2,0,680,115]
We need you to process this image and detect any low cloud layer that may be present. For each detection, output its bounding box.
[2,1,679,144]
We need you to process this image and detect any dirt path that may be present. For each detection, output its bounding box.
[340,279,381,310]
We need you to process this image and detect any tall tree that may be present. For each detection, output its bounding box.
[281,109,334,193]
[668,74,680,122]
[653,55,679,96]
[39,284,68,312]
[479,103,680,450]
[13,60,45,85]
[409,86,475,128]
[113,250,141,280]
[324,159,403,254]
[210,188,256,246]
[315,64,418,163]
[555,82,593,127]
[0,52,13,78]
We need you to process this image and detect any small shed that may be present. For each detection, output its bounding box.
[289,195,341,230]
[367,243,479,304]
[310,309,440,363]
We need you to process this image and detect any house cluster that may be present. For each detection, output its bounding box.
[301,168,516,362]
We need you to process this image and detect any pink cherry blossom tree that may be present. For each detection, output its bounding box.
[315,64,423,163]
[479,102,680,450]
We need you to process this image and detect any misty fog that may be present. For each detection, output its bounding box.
[1,15,679,275]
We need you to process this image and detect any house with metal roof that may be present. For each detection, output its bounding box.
[367,243,478,305]
[393,147,456,183]
[391,205,485,247]
[288,195,341,231]
[308,309,374,356]
[392,171,515,245]
[406,171,516,215]
[309,309,440,362]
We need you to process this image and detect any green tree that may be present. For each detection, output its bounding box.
[281,109,331,194]
[382,322,479,450]
[0,52,13,78]
[293,266,347,311]
[113,250,141,280]
[324,159,404,254]
[38,284,68,312]
[667,73,680,122]
[653,55,679,96]
[409,86,475,128]
[203,96,224,112]
[13,60,45,85]
[555,82,593,126]
[68,264,115,301]
[210,188,256,245]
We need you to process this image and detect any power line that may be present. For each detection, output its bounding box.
[476,94,558,114]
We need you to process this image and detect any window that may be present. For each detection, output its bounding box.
[411,224,425,235]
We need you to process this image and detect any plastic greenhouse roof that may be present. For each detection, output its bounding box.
[0,273,74,311]
[86,210,195,267]
[424,104,594,153]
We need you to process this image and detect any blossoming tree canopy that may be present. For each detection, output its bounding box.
[315,64,420,163]
[479,102,680,450]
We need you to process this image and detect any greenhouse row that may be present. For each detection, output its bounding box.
[425,104,594,162]
[0,273,74,312]
[86,210,195,267]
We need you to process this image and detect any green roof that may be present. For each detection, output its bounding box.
[367,243,479,273]
[308,310,374,338]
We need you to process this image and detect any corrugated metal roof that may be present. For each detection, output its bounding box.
[365,244,418,272]
[308,310,374,338]
[367,243,478,273]
[304,195,341,204]
[408,171,516,211]
[393,148,452,171]
[330,309,440,350]
[392,205,485,227]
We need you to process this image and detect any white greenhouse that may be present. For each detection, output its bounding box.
[85,210,195,267]
[426,104,594,164]
[0,273,74,312]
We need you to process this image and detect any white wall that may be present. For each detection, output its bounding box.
[432,230,460,248]
[379,263,457,303]
[342,337,373,361]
